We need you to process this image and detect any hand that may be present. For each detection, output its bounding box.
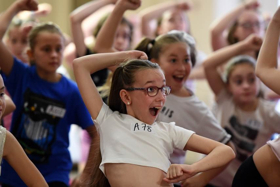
[16,0,38,12]
[116,0,141,11]
[244,0,260,10]
[272,6,280,24]
[122,50,148,61]
[70,176,81,187]
[176,1,193,11]
[181,175,207,187]
[242,34,263,51]
[35,3,52,17]
[163,164,195,183]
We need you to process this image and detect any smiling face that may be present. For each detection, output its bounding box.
[234,10,265,42]
[155,42,192,95]
[0,76,6,118]
[227,63,259,105]
[125,68,167,125]
[28,32,64,75]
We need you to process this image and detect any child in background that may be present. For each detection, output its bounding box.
[135,30,234,187]
[210,0,264,53]
[0,0,95,186]
[73,50,235,187]
[0,74,48,187]
[203,33,280,187]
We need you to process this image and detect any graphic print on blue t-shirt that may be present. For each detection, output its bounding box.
[225,115,261,162]
[160,106,174,118]
[12,89,66,163]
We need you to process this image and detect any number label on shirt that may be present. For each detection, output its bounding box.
[131,123,155,133]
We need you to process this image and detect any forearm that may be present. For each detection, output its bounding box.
[70,0,113,23]
[0,3,19,39]
[73,52,124,74]
[191,145,234,174]
[204,41,244,69]
[94,4,125,52]
[256,19,280,74]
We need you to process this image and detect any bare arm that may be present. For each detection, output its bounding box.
[70,0,116,56]
[2,95,16,117]
[204,34,262,96]
[210,0,259,51]
[164,134,235,183]
[256,7,280,95]
[71,125,98,187]
[0,0,37,75]
[93,0,141,53]
[73,50,147,119]
[139,0,192,38]
[3,131,47,187]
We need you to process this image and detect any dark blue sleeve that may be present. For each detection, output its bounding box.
[72,87,94,129]
[2,57,28,97]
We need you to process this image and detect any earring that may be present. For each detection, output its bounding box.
[127,102,130,105]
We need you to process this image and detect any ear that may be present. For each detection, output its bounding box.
[26,49,34,62]
[150,58,158,63]
[119,89,131,105]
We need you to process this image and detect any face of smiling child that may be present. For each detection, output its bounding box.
[155,42,192,96]
[125,68,167,125]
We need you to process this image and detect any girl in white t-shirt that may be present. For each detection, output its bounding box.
[134,30,234,186]
[232,5,280,187]
[73,50,235,187]
[204,33,280,187]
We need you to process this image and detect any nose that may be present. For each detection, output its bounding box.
[51,49,58,58]
[156,89,166,102]
[242,81,250,89]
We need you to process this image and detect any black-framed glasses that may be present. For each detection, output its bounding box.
[125,86,171,97]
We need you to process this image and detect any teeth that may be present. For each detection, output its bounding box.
[174,75,184,78]
[154,107,161,109]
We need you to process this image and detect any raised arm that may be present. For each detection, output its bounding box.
[164,134,235,183]
[210,0,259,51]
[204,34,262,96]
[139,0,192,38]
[93,0,141,53]
[0,0,37,76]
[256,7,280,95]
[70,0,116,57]
[73,50,147,119]
[3,131,48,187]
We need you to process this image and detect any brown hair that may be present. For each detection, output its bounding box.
[28,22,65,51]
[109,59,160,114]
[93,14,134,43]
[135,30,196,67]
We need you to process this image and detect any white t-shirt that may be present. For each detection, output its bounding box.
[267,136,280,161]
[93,103,195,174]
[211,90,280,187]
[157,93,231,164]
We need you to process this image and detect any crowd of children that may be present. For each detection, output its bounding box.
[0,0,279,186]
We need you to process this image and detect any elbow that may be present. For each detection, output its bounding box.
[70,13,78,24]
[72,58,81,72]
[226,145,236,161]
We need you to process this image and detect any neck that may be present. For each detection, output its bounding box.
[235,98,259,112]
[171,87,192,97]
[37,69,61,83]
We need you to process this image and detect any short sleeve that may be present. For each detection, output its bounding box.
[262,100,280,132]
[93,103,113,131]
[170,122,195,150]
[267,136,280,161]
[2,58,28,97]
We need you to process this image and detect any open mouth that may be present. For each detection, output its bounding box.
[173,75,184,82]
[149,107,161,116]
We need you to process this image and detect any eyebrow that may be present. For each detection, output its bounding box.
[0,86,5,91]
[169,54,190,57]
[144,80,166,85]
